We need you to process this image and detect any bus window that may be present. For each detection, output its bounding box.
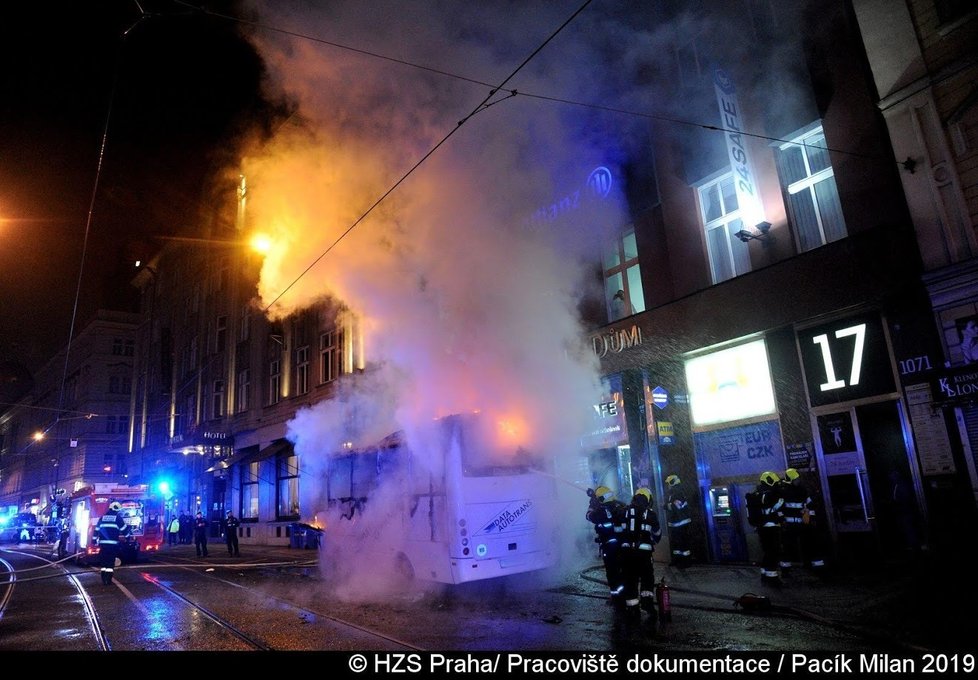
[328,455,353,501]
[351,451,378,498]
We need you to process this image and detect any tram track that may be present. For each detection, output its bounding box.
[140,552,424,651]
[0,547,110,650]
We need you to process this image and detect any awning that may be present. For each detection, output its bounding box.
[230,438,293,468]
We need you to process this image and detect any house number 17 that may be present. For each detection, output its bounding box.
[812,323,866,392]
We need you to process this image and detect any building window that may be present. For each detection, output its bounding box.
[183,394,196,434]
[698,172,751,283]
[215,316,227,353]
[296,346,309,395]
[277,453,300,519]
[239,304,251,342]
[212,380,226,419]
[108,374,131,395]
[218,257,230,293]
[319,330,344,384]
[111,337,133,356]
[604,229,645,322]
[236,368,250,413]
[242,462,259,519]
[105,415,129,435]
[776,124,846,252]
[268,359,281,405]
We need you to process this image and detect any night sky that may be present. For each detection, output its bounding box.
[0,0,271,376]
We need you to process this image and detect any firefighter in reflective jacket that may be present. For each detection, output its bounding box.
[756,471,785,581]
[620,488,662,623]
[664,474,692,567]
[586,486,627,601]
[96,501,132,585]
[779,468,826,570]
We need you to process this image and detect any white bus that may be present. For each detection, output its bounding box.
[321,413,557,585]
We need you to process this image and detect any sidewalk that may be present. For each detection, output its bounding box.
[652,553,974,652]
[153,539,315,564]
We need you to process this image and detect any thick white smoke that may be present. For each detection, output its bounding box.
[236,1,668,598]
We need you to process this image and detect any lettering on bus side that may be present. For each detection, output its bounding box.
[482,500,532,534]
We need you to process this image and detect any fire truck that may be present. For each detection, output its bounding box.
[66,483,165,564]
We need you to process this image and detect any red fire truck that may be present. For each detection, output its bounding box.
[66,483,165,564]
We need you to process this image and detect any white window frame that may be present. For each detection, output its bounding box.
[268,359,281,405]
[296,346,309,395]
[212,379,226,419]
[697,171,751,284]
[236,368,250,413]
[319,329,343,384]
[603,229,645,321]
[776,123,846,252]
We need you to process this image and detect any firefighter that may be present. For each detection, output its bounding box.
[779,468,825,570]
[620,487,662,625]
[95,501,131,585]
[756,471,785,582]
[585,485,626,602]
[664,474,692,567]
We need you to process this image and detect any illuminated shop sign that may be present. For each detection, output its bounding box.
[581,374,627,449]
[797,313,894,407]
[694,419,785,478]
[684,339,777,428]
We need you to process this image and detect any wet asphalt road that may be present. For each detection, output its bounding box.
[1,541,929,654]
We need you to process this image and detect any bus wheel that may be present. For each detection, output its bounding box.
[394,553,415,587]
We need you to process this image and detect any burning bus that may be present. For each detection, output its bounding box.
[66,483,165,564]
[321,412,558,585]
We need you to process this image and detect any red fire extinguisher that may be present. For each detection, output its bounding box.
[656,578,671,622]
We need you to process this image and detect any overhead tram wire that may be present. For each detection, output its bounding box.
[40,10,153,473]
[257,0,596,312]
[108,1,595,495]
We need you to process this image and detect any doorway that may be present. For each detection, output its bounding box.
[814,400,921,563]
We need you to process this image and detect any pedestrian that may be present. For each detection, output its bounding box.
[585,486,627,603]
[168,515,180,546]
[779,468,826,571]
[179,512,191,544]
[664,474,692,567]
[193,511,209,557]
[95,501,132,585]
[223,510,240,556]
[619,487,662,627]
[754,471,785,583]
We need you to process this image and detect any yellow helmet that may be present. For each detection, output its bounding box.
[785,468,800,482]
[636,488,652,503]
[594,486,615,503]
[760,471,780,487]
[665,474,681,487]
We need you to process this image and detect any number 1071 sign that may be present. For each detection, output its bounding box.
[797,313,895,407]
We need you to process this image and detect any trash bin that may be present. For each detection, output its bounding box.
[289,522,323,549]
[304,525,323,549]
[289,522,304,549]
